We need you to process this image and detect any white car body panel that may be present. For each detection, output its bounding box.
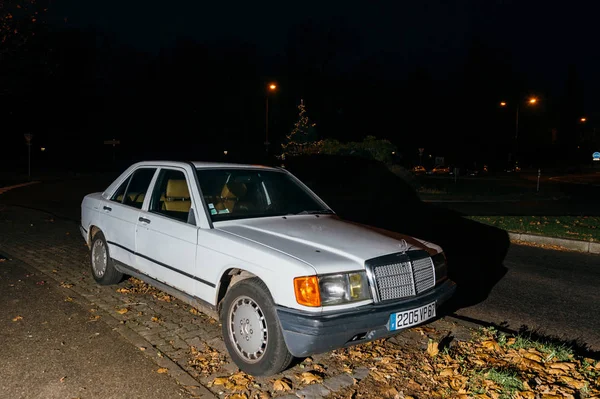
[214,215,432,275]
[81,161,445,315]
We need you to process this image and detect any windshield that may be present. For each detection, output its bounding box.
[196,168,331,222]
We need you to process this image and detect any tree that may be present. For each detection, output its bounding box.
[0,0,48,58]
[319,136,397,165]
[281,99,318,157]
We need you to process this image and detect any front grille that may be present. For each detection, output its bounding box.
[367,251,435,302]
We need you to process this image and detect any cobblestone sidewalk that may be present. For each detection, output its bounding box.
[0,205,467,399]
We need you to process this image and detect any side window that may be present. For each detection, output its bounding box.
[122,168,156,209]
[110,175,131,203]
[149,169,192,223]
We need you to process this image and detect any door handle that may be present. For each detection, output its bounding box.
[103,206,112,212]
[138,217,151,224]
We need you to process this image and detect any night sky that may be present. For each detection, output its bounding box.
[3,0,599,172]
[52,0,599,106]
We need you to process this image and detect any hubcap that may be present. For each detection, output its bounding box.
[91,239,107,278]
[228,296,268,363]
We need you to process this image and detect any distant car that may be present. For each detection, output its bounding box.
[80,161,455,376]
[411,165,427,175]
[430,166,451,175]
[504,166,521,173]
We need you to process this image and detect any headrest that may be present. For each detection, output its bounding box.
[221,182,247,199]
[166,179,190,199]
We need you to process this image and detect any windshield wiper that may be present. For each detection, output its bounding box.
[295,209,335,215]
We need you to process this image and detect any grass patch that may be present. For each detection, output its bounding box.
[509,334,574,362]
[485,368,523,397]
[479,327,574,362]
[469,215,600,242]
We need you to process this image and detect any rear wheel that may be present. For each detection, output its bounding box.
[90,231,123,285]
[220,278,293,376]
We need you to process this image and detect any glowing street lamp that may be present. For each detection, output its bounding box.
[499,96,539,163]
[580,117,587,122]
[265,83,278,153]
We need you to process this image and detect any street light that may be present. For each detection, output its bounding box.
[500,97,539,163]
[265,82,277,153]
[580,117,587,122]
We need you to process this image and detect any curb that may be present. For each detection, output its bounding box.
[508,232,600,254]
[0,181,40,195]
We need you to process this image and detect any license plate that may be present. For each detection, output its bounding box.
[389,302,436,331]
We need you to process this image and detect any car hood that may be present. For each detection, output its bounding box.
[215,215,442,274]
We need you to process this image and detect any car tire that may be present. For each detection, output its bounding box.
[90,231,123,285]
[220,277,294,376]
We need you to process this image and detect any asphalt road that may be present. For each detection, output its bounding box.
[453,244,600,352]
[0,257,191,399]
[1,177,599,353]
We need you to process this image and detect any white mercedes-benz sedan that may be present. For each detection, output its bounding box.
[80,161,455,375]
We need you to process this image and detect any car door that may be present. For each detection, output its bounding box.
[135,167,201,297]
[102,167,157,269]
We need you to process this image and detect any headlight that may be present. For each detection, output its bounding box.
[432,252,447,284]
[294,271,371,307]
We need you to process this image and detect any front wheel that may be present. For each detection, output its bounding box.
[220,278,293,376]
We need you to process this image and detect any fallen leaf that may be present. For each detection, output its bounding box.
[549,362,575,371]
[116,308,128,314]
[481,340,501,351]
[12,316,23,322]
[139,347,146,351]
[520,358,543,371]
[299,371,323,385]
[60,282,73,288]
[229,394,248,399]
[211,377,229,386]
[272,377,292,391]
[440,368,454,377]
[189,308,200,315]
[518,392,535,399]
[64,297,73,302]
[116,288,130,293]
[156,368,168,374]
[559,376,586,389]
[151,316,160,322]
[522,352,543,363]
[253,392,270,399]
[59,376,66,383]
[427,340,439,357]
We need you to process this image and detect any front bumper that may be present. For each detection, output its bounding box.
[276,279,456,357]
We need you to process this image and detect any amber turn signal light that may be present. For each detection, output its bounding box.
[294,276,321,307]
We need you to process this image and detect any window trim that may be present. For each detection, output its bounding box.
[110,174,132,204]
[147,167,197,226]
[109,167,157,210]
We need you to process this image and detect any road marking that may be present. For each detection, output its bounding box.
[0,181,40,195]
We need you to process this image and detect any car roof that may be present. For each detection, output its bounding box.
[129,161,278,170]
